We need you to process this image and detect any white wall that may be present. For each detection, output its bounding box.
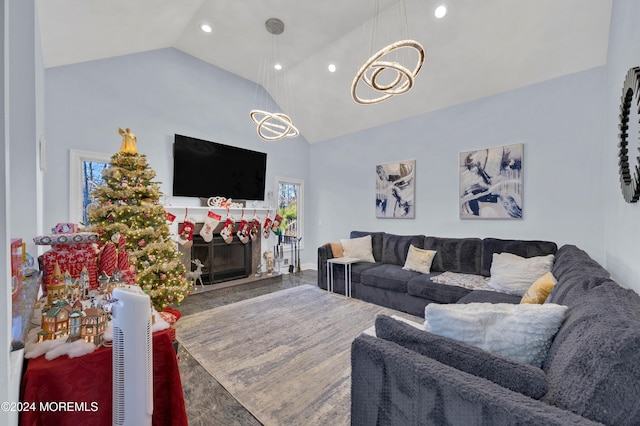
[308,67,607,266]
[2,1,43,424]
[8,0,40,255]
[44,47,310,252]
[603,0,640,293]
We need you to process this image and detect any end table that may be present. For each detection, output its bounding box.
[326,257,359,297]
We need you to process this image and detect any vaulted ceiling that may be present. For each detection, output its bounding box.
[37,0,612,144]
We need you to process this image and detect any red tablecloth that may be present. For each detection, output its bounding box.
[20,328,188,426]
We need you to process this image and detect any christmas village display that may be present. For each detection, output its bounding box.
[31,128,187,353]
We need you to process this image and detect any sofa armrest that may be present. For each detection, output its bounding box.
[317,244,333,290]
[375,315,548,399]
[351,334,601,426]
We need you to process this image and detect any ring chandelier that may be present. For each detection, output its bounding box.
[250,18,299,142]
[250,109,299,141]
[351,39,425,105]
[351,0,425,105]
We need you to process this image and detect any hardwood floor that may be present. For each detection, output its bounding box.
[176,270,318,426]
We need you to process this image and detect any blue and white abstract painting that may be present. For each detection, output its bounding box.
[459,143,523,219]
[376,160,415,219]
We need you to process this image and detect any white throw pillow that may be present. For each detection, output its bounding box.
[402,245,437,274]
[340,235,375,263]
[424,302,568,367]
[489,252,555,296]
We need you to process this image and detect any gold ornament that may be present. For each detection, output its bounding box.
[118,127,138,154]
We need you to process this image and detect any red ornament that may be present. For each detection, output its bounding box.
[138,239,146,247]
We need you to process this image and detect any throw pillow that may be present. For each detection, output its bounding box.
[489,252,555,296]
[424,302,568,367]
[521,271,557,304]
[340,235,375,263]
[375,315,550,399]
[402,244,437,274]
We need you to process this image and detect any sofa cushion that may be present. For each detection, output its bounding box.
[341,235,375,262]
[381,234,425,266]
[547,245,610,306]
[402,245,436,274]
[542,281,640,425]
[550,244,609,281]
[375,315,550,399]
[360,264,420,293]
[424,237,482,275]
[350,262,382,283]
[488,253,555,296]
[350,231,385,262]
[407,275,471,303]
[456,290,521,304]
[425,302,568,367]
[521,272,557,304]
[481,238,558,277]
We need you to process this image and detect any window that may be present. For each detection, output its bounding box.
[275,177,303,249]
[69,150,111,224]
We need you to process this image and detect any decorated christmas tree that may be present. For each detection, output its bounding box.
[86,128,191,310]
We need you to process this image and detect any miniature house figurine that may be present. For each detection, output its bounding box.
[38,300,72,342]
[79,266,90,299]
[47,263,67,305]
[80,307,108,346]
[97,271,110,292]
[68,311,82,342]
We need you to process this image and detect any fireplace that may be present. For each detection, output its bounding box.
[191,234,252,284]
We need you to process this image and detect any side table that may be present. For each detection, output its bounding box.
[326,257,360,297]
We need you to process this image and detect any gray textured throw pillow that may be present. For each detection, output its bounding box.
[375,315,549,399]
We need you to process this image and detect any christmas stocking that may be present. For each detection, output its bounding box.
[200,210,221,242]
[177,216,196,249]
[272,213,283,230]
[237,218,250,244]
[262,215,273,239]
[220,215,235,244]
[250,216,261,241]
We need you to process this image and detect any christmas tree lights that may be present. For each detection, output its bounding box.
[86,128,191,310]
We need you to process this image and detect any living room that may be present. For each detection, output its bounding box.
[2,0,640,425]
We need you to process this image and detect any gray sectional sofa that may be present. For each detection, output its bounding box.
[343,240,640,424]
[317,231,557,316]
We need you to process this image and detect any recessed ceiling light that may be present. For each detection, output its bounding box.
[434,5,447,19]
[200,23,212,33]
[328,64,336,73]
[274,63,283,70]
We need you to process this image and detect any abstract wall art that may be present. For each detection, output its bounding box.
[459,143,523,219]
[376,160,415,219]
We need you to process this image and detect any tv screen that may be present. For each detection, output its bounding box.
[173,134,267,200]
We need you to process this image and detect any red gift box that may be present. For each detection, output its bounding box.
[42,244,98,291]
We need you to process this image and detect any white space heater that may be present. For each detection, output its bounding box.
[112,285,153,426]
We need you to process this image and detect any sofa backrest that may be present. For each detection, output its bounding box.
[424,237,482,275]
[380,233,425,266]
[350,231,385,262]
[542,281,640,425]
[480,238,558,277]
[547,244,610,306]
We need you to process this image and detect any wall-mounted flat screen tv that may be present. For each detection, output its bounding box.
[173,134,267,200]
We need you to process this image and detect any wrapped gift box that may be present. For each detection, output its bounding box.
[35,225,100,292]
[41,244,98,290]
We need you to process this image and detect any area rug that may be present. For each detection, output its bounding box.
[175,284,418,426]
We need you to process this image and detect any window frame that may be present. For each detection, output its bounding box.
[274,176,304,250]
[69,149,111,225]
